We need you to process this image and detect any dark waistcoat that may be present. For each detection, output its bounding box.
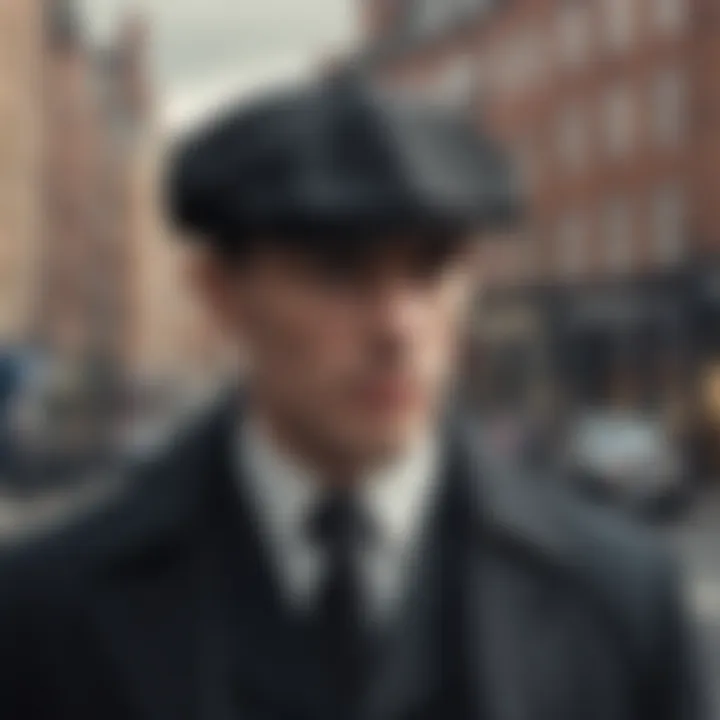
[193,439,479,720]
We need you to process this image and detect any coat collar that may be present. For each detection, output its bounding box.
[445,423,582,720]
[89,397,581,720]
[96,395,575,578]
[87,395,335,720]
[237,410,442,613]
[445,420,576,572]
[104,396,572,567]
[361,418,581,720]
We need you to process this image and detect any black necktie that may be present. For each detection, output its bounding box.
[308,492,371,712]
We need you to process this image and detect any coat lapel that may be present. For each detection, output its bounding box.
[82,402,585,720]
[82,408,230,720]
[86,546,203,720]
[461,435,581,720]
[87,398,337,720]
[194,463,334,720]
[360,427,583,720]
[468,545,576,720]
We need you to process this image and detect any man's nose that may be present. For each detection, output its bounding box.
[370,284,428,338]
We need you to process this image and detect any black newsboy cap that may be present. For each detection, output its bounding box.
[167,73,521,251]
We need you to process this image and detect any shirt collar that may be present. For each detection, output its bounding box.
[360,437,440,551]
[238,418,440,554]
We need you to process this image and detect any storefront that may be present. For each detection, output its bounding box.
[546,272,691,418]
[467,288,551,416]
[688,265,720,476]
[466,266,720,479]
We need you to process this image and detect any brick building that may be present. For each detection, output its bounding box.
[361,0,720,448]
[0,0,43,345]
[0,0,224,469]
[42,2,228,424]
[16,0,159,461]
[129,134,231,407]
[41,1,150,392]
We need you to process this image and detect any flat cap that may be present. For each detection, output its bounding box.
[168,74,521,250]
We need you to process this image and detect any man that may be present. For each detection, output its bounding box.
[0,74,702,719]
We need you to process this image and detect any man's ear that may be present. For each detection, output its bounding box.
[185,248,245,338]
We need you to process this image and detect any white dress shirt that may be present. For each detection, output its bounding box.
[237,420,440,622]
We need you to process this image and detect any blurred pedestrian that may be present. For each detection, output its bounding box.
[0,73,703,720]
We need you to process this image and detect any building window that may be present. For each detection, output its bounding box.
[557,103,588,172]
[499,43,522,94]
[520,231,536,280]
[495,33,540,95]
[514,138,538,196]
[603,198,633,273]
[652,183,685,265]
[605,0,635,52]
[557,212,588,278]
[603,84,635,159]
[454,0,491,19]
[410,0,490,36]
[557,1,591,68]
[411,0,450,36]
[651,69,686,149]
[654,0,687,35]
[430,53,477,107]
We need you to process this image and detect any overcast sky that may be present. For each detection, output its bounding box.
[79,0,358,130]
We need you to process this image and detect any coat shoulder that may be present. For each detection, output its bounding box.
[469,444,702,719]
[550,481,679,617]
[0,402,226,598]
[466,426,677,585]
[484,452,679,600]
[471,443,685,661]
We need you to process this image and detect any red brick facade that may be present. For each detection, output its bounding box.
[41,4,150,384]
[0,0,43,342]
[363,0,720,292]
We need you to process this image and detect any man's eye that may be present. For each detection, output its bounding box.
[409,245,457,282]
[410,257,447,283]
[308,253,368,285]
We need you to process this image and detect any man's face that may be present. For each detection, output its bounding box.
[204,235,476,469]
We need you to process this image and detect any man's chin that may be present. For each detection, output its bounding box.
[339,419,431,466]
